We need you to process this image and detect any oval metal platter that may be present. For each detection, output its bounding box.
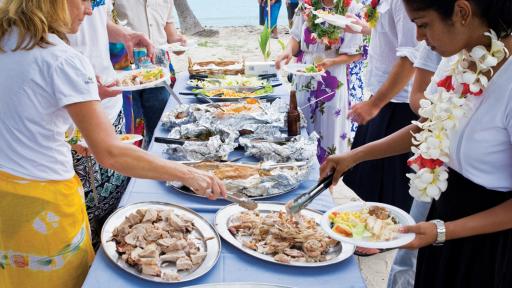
[168,182,301,200]
[186,283,293,288]
[101,201,221,283]
[214,202,355,267]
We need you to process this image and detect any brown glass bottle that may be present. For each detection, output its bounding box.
[287,90,300,137]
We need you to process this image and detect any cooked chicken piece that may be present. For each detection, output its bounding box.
[243,240,257,250]
[274,253,291,263]
[303,239,325,258]
[161,270,181,281]
[160,250,187,263]
[283,248,305,258]
[112,223,131,239]
[169,214,194,232]
[176,257,193,271]
[190,251,207,265]
[135,209,147,219]
[156,238,173,247]
[115,242,134,253]
[127,212,143,225]
[169,231,185,240]
[139,243,159,258]
[124,231,142,246]
[144,229,167,242]
[143,209,158,223]
[139,257,158,265]
[141,263,160,276]
[368,206,390,220]
[153,221,171,231]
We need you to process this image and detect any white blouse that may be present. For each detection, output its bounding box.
[448,57,512,191]
[0,29,99,180]
[365,0,418,103]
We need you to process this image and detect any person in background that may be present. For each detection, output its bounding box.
[66,0,153,250]
[322,0,512,286]
[0,0,226,287]
[342,0,418,241]
[286,0,299,29]
[275,0,363,164]
[114,0,186,146]
[386,41,441,287]
[259,0,282,39]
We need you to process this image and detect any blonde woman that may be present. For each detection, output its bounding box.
[0,1,226,287]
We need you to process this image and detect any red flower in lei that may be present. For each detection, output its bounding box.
[408,155,444,170]
[437,75,455,91]
[343,0,352,8]
[304,0,313,6]
[371,0,379,9]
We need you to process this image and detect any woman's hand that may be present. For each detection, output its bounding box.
[97,76,121,100]
[71,144,89,157]
[348,99,381,125]
[275,51,293,70]
[123,31,156,61]
[400,222,437,249]
[344,14,372,36]
[182,167,227,200]
[316,58,335,70]
[319,153,357,187]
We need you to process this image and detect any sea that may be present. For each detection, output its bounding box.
[182,0,290,27]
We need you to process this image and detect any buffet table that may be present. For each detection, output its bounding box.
[82,73,365,288]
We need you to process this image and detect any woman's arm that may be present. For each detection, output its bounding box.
[316,53,362,70]
[275,37,300,69]
[409,67,434,114]
[402,199,512,249]
[66,100,226,199]
[348,57,415,125]
[164,22,186,45]
[320,122,420,185]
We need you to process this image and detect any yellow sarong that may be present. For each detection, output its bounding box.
[0,170,95,288]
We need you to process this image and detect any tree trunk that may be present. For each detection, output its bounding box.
[174,0,205,35]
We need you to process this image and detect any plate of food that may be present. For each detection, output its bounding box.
[101,202,221,283]
[167,161,307,199]
[312,10,363,32]
[215,202,355,267]
[192,86,274,102]
[114,67,169,91]
[119,134,143,144]
[160,43,189,55]
[321,202,416,249]
[186,75,270,89]
[283,63,325,76]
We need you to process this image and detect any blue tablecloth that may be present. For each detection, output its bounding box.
[82,73,365,288]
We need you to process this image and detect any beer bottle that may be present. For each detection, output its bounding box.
[287,90,300,137]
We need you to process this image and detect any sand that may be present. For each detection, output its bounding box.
[172,25,396,288]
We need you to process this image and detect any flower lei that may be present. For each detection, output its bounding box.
[302,0,352,46]
[407,30,509,202]
[363,0,380,28]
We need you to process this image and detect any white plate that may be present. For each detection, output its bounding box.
[160,43,189,53]
[313,11,363,32]
[321,202,416,249]
[283,64,325,76]
[77,134,142,148]
[101,202,221,283]
[215,202,355,267]
[113,68,170,91]
[118,134,143,144]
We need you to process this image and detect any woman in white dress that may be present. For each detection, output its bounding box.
[276,0,362,163]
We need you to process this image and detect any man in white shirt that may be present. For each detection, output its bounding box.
[114,0,186,145]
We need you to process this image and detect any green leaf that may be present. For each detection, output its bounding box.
[259,25,272,61]
[277,39,286,51]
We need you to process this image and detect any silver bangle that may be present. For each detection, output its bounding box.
[430,219,446,246]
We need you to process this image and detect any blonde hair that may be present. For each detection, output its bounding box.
[0,0,71,52]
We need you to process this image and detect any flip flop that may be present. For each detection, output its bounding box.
[354,247,395,257]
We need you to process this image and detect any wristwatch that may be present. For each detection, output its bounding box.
[430,219,446,246]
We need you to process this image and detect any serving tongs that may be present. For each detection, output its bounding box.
[287,174,334,215]
[225,192,258,210]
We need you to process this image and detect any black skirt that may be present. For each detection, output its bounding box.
[415,168,512,288]
[343,102,418,212]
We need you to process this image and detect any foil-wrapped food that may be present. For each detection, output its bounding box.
[161,99,303,131]
[239,133,318,163]
[168,161,308,198]
[164,123,238,161]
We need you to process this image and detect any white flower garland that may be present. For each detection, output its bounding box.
[407,30,509,202]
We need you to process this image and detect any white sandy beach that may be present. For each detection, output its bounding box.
[172,25,396,288]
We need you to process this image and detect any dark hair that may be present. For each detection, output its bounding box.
[403,0,512,38]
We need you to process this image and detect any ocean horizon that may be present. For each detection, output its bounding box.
[180,0,290,27]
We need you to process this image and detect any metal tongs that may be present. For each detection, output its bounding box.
[225,192,258,210]
[287,174,334,215]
